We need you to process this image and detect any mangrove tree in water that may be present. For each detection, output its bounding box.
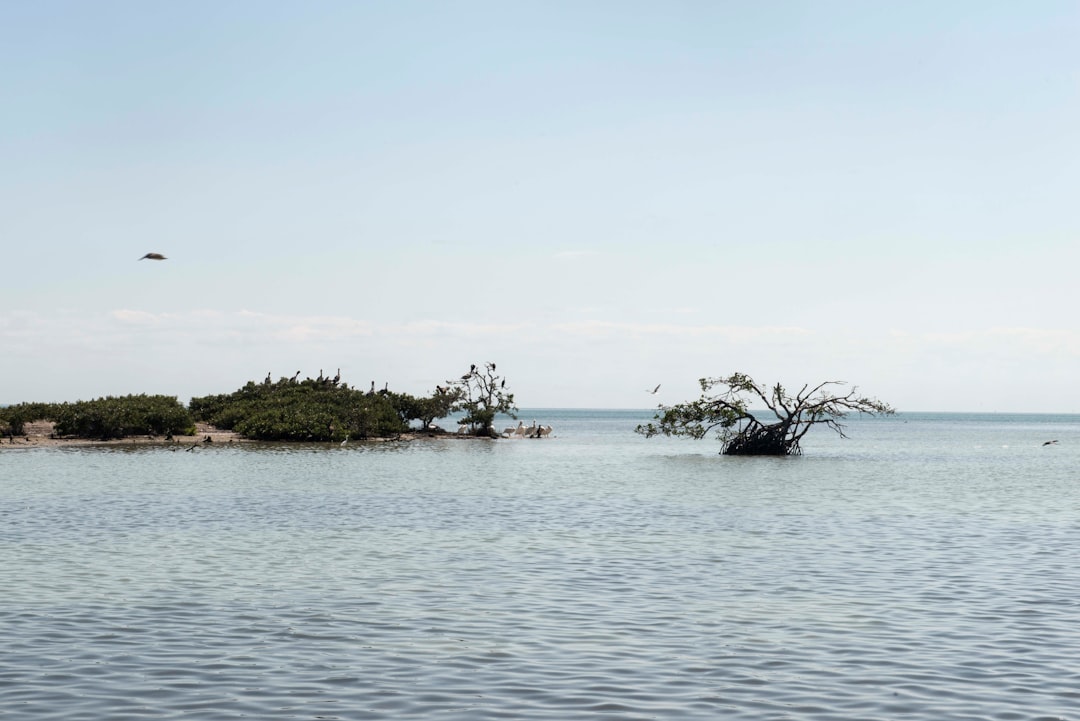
[448,362,517,436]
[636,372,894,455]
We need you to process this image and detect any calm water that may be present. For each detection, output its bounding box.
[2,410,1079,720]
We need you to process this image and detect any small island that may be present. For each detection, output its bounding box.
[0,362,517,447]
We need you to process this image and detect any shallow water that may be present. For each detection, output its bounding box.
[2,411,1079,719]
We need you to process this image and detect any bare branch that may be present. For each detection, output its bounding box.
[636,371,893,455]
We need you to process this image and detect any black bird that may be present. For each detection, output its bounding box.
[139,253,167,261]
[1043,440,1059,446]
[647,383,661,394]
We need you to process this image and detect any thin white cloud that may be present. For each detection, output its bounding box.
[891,327,1080,356]
[388,320,529,337]
[549,320,812,341]
[111,309,164,325]
[5,309,1080,410]
[553,250,600,260]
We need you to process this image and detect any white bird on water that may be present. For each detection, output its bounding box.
[340,435,349,447]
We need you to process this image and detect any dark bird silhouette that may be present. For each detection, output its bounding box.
[265,372,272,384]
[332,368,340,385]
[139,253,167,261]
[292,370,301,383]
[647,383,661,394]
[1043,440,1059,446]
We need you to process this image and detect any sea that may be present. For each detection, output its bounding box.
[2,410,1078,720]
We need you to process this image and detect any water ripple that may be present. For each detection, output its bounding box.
[3,419,1080,719]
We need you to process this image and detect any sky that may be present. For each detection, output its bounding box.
[2,1,1078,412]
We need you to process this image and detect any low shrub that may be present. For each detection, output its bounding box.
[190,378,409,441]
[50,395,194,440]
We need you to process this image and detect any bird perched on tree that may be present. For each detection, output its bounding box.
[139,253,167,261]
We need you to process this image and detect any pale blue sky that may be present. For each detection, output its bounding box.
[3,1,1078,411]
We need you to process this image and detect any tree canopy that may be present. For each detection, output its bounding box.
[636,372,894,455]
[189,375,409,441]
[1,396,193,440]
[448,362,517,436]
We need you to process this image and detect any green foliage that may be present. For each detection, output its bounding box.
[4,362,519,443]
[48,395,194,440]
[637,372,893,455]
[189,376,410,441]
[0,402,62,436]
[389,391,462,431]
[447,362,516,436]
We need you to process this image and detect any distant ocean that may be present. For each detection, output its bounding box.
[2,410,1078,720]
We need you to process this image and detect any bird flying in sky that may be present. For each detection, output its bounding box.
[647,384,661,394]
[139,253,167,261]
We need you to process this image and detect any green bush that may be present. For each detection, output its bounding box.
[50,395,194,440]
[0,402,63,436]
[190,378,409,441]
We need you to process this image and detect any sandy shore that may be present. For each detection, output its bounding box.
[1,421,469,449]
[3,421,247,448]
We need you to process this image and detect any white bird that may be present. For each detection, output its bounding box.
[524,420,537,437]
[512,421,526,438]
[340,435,349,447]
[647,383,661,394]
[538,425,553,437]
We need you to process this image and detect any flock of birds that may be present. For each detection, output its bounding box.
[493,420,553,438]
